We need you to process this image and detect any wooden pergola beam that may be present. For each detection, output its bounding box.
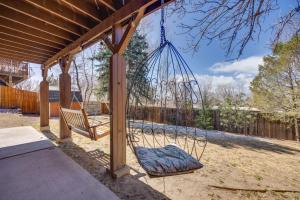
[60,0,104,22]
[24,0,95,30]
[0,8,76,41]
[0,18,70,46]
[0,33,60,53]
[0,52,44,64]
[0,48,48,60]
[0,38,57,55]
[0,0,84,36]
[0,43,53,57]
[101,34,115,52]
[44,0,161,67]
[98,0,117,12]
[0,26,65,50]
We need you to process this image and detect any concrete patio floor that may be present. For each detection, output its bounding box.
[0,126,119,200]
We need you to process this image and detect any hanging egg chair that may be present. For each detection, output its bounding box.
[126,2,207,177]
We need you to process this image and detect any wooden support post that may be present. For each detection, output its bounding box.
[40,65,49,131]
[108,9,145,178]
[59,55,73,140]
[109,53,129,177]
[109,23,129,178]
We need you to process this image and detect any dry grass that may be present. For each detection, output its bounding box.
[0,113,300,200]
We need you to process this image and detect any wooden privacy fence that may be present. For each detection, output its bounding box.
[100,102,298,141]
[212,110,298,141]
[0,86,39,114]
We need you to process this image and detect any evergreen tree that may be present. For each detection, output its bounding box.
[94,45,111,100]
[94,31,149,101]
[251,36,300,141]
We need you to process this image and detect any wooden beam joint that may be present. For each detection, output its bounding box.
[114,8,145,54]
[41,65,48,81]
[59,54,74,74]
[101,34,115,52]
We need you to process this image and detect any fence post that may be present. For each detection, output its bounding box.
[213,109,220,130]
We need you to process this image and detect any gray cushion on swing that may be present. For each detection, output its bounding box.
[135,145,203,176]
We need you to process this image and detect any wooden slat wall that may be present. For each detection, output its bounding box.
[0,86,39,114]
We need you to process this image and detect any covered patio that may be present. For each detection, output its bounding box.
[0,126,120,200]
[0,0,173,178]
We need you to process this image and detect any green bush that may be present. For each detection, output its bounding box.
[196,109,213,130]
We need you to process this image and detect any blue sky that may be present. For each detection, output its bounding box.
[29,0,295,92]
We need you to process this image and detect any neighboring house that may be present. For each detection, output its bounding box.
[0,58,29,87]
[49,86,82,117]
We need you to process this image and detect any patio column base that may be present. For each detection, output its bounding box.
[58,137,73,143]
[40,126,50,132]
[107,165,130,178]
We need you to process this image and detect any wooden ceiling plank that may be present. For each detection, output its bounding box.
[44,0,154,67]
[45,0,174,67]
[97,0,117,12]
[0,17,70,46]
[0,38,57,55]
[0,51,45,63]
[0,49,45,61]
[0,47,48,59]
[0,34,60,53]
[25,0,95,30]
[0,26,65,49]
[0,32,61,51]
[0,43,53,57]
[0,8,77,41]
[0,0,84,36]
[60,0,104,22]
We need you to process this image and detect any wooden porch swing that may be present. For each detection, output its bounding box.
[59,107,110,140]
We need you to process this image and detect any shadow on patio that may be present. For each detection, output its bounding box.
[41,130,170,200]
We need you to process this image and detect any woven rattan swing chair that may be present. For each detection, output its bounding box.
[126,2,207,177]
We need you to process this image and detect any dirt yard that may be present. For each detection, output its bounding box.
[0,113,300,200]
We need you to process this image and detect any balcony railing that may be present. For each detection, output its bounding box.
[0,58,29,77]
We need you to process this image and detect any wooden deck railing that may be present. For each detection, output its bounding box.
[0,58,29,77]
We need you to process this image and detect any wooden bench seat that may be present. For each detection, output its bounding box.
[59,107,110,141]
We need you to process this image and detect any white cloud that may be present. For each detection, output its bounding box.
[194,74,242,93]
[210,56,263,74]
[194,73,254,93]
[195,74,236,87]
[198,55,265,93]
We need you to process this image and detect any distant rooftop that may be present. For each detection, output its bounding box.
[49,86,82,103]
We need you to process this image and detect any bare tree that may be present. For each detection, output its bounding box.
[171,0,300,57]
[71,45,98,104]
[15,68,39,91]
[15,79,39,91]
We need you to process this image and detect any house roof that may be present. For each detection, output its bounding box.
[49,90,82,102]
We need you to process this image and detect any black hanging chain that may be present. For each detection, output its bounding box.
[160,0,167,46]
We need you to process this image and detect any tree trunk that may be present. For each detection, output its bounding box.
[72,60,83,103]
[294,116,299,142]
